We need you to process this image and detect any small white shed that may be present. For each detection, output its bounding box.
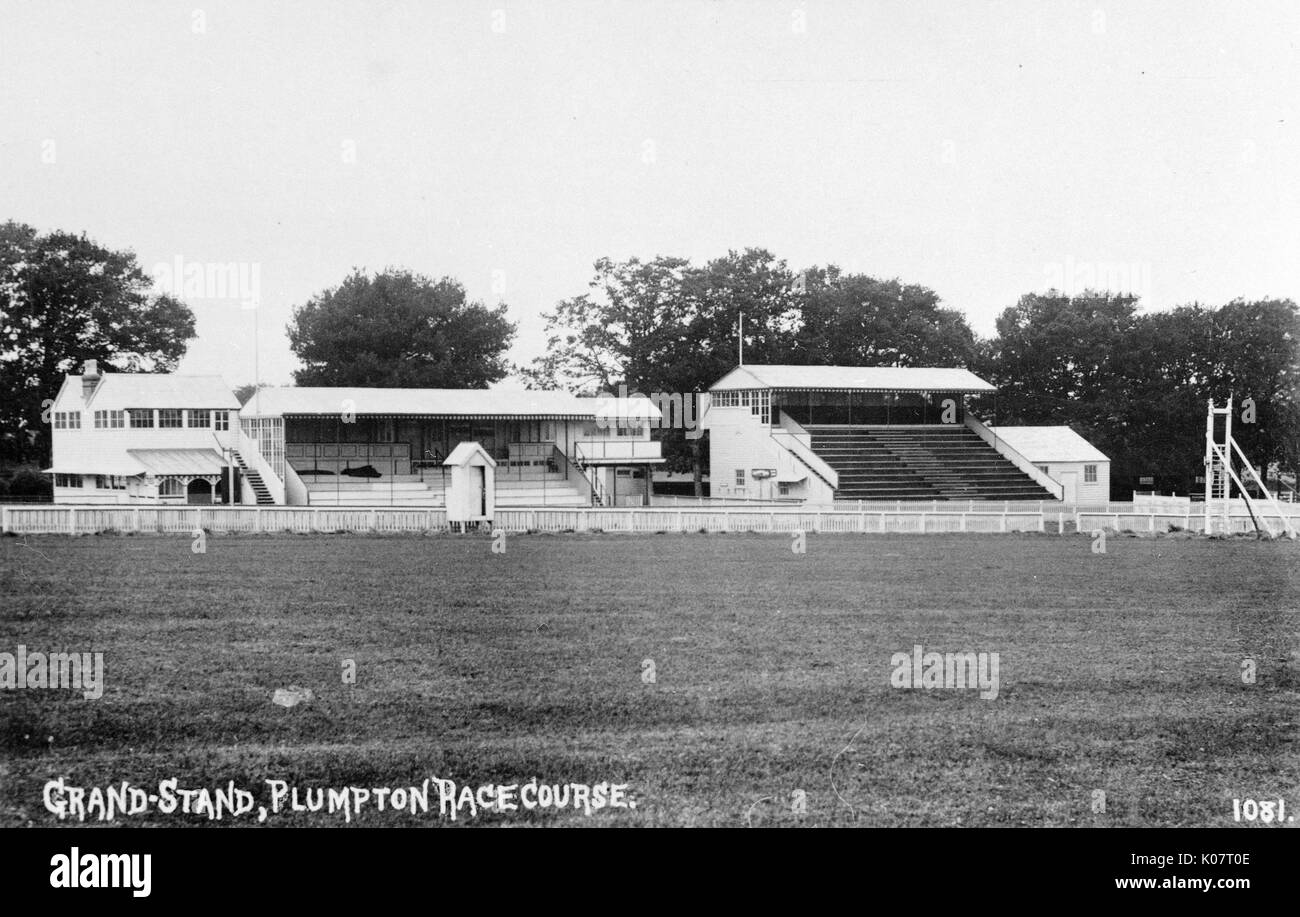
[988,426,1111,503]
[443,442,496,523]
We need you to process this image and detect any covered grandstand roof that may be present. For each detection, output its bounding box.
[710,365,996,393]
[243,386,657,419]
[987,426,1110,463]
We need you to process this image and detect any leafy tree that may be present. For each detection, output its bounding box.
[233,382,272,406]
[798,266,978,367]
[980,292,1300,498]
[526,249,804,491]
[288,268,515,387]
[0,221,195,463]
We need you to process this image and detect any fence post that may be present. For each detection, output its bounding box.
[371,508,378,533]
[1,506,8,534]
[196,507,202,534]
[960,512,966,533]
[676,509,683,532]
[255,507,262,533]
[921,512,927,533]
[1150,511,1156,533]
[1000,510,1007,533]
[858,510,866,533]
[1038,512,1045,533]
[1058,511,1064,536]
[69,507,76,536]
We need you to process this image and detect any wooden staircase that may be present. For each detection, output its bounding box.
[231,450,276,505]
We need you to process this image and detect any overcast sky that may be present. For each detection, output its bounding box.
[2,0,1297,386]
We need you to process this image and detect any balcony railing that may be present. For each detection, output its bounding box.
[570,439,663,462]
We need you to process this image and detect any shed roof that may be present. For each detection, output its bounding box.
[443,441,497,467]
[987,426,1110,463]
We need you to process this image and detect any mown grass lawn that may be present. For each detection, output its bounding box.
[1,531,1297,827]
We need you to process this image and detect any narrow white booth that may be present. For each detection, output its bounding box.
[443,442,496,526]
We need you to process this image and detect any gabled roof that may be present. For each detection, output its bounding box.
[56,373,240,411]
[244,386,611,419]
[709,364,995,393]
[988,426,1110,463]
[443,442,497,467]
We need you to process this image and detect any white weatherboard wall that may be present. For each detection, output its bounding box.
[1037,461,1109,504]
[704,405,835,502]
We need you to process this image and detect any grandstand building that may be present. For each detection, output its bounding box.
[48,363,662,507]
[702,364,1071,503]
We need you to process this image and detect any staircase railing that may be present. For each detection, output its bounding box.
[964,415,1064,499]
[569,442,609,506]
[236,430,285,504]
[771,413,839,490]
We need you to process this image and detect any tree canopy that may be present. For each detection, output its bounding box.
[288,268,515,388]
[0,221,195,463]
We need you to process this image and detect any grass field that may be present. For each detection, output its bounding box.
[2,531,1297,827]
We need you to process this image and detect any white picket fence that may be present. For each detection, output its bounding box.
[1075,510,1296,537]
[1,504,1044,536]
[4,503,1294,537]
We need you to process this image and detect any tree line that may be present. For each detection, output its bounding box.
[3,222,1296,501]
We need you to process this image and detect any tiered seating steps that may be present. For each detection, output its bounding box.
[805,425,1057,501]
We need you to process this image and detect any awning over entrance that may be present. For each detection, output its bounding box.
[126,449,227,476]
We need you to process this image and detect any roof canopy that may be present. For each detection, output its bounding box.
[46,448,227,477]
[244,387,606,419]
[710,364,996,394]
[988,426,1110,463]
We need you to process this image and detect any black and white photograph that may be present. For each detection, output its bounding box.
[1,0,1297,899]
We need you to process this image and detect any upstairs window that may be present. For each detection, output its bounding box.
[1084,464,1098,483]
[159,478,183,497]
[187,409,211,428]
[735,469,745,486]
[54,411,81,430]
[128,409,155,428]
[214,411,229,431]
[159,409,183,428]
[94,410,125,429]
[54,473,82,488]
[95,475,126,490]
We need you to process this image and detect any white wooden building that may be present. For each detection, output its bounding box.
[47,361,243,504]
[986,426,1111,503]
